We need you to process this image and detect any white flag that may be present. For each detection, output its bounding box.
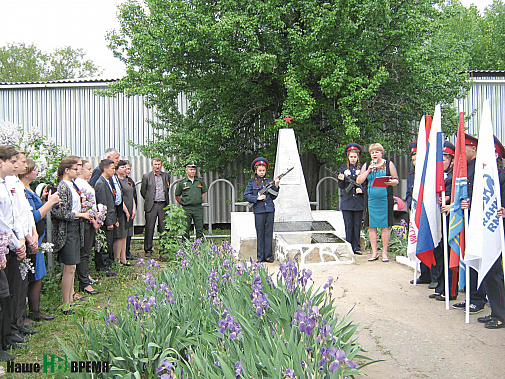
[464,99,505,288]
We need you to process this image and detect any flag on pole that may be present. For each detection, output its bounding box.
[413,105,444,267]
[407,116,429,261]
[464,99,504,288]
[448,112,467,290]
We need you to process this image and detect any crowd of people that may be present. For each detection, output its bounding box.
[1,134,504,362]
[0,147,208,361]
[338,137,505,331]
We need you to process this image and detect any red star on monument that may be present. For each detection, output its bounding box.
[284,116,292,128]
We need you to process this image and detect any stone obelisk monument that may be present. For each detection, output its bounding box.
[273,128,313,227]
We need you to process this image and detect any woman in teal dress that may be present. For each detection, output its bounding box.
[356,143,399,262]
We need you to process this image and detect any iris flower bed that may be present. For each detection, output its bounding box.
[59,240,368,378]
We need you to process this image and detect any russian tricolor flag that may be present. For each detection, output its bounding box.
[415,104,444,267]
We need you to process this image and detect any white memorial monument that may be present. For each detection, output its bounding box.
[231,124,354,266]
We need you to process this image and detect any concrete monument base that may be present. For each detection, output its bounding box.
[231,210,354,267]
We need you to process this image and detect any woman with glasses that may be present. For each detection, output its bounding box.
[51,157,91,315]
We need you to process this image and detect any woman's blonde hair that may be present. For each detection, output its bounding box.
[368,143,384,155]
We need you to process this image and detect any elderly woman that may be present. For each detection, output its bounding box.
[356,143,399,262]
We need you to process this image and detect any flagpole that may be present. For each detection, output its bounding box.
[414,263,418,285]
[442,194,450,310]
[464,208,470,324]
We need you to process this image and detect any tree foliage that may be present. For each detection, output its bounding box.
[0,43,102,82]
[106,0,472,174]
[436,0,505,70]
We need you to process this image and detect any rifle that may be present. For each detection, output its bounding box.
[246,167,294,209]
[325,167,362,193]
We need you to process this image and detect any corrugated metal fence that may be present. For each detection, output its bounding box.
[1,73,504,225]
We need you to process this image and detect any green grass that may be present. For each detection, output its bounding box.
[3,240,179,377]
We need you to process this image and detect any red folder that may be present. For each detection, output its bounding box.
[372,176,391,187]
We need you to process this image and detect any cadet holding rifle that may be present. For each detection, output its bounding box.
[337,143,365,255]
[243,157,280,263]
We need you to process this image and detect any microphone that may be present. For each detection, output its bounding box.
[372,159,378,171]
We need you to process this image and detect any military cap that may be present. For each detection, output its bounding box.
[345,143,362,156]
[185,160,197,168]
[465,134,478,147]
[443,141,455,156]
[408,142,417,155]
[494,135,505,158]
[251,157,269,171]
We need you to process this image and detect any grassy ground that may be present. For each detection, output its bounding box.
[2,240,179,378]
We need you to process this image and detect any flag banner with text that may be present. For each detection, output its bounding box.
[465,99,504,288]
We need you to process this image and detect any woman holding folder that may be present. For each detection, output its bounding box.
[356,143,399,262]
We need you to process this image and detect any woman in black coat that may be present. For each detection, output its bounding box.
[338,143,365,255]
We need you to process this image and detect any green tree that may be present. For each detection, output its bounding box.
[435,0,505,70]
[0,43,102,82]
[106,0,470,191]
[0,43,46,82]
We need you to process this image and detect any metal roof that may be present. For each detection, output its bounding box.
[0,77,119,88]
[466,70,505,78]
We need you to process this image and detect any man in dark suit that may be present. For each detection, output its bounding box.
[90,148,120,187]
[94,159,118,276]
[141,158,170,257]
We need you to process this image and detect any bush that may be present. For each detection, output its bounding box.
[158,204,187,255]
[59,241,369,378]
[0,120,70,185]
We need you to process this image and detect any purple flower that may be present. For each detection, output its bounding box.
[284,368,296,378]
[157,359,174,372]
[222,259,232,270]
[137,257,145,267]
[328,360,339,372]
[105,312,118,326]
[318,357,326,367]
[234,262,246,276]
[234,361,242,377]
[294,309,307,322]
[176,249,185,258]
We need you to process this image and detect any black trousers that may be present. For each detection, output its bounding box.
[254,212,274,262]
[0,270,11,350]
[77,223,95,289]
[434,242,459,297]
[482,257,505,322]
[470,266,488,307]
[144,202,166,253]
[94,227,112,270]
[5,252,27,330]
[342,210,363,253]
